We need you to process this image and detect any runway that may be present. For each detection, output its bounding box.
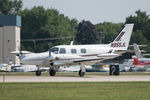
[1,75,150,82]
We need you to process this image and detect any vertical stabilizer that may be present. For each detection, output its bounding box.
[110,24,134,50]
[133,43,144,58]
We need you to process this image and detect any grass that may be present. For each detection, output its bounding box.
[1,72,150,100]
[0,82,150,100]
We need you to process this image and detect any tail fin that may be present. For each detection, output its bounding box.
[133,43,144,58]
[134,58,141,65]
[110,24,134,50]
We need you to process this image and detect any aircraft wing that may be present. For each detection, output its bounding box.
[73,57,104,63]
[46,53,119,66]
[73,53,119,63]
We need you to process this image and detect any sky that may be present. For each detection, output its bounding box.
[23,0,150,24]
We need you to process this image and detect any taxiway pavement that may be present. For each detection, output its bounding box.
[1,75,150,82]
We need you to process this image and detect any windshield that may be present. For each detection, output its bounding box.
[51,47,59,54]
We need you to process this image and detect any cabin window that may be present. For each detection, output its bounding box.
[51,47,59,54]
[71,49,77,54]
[81,48,86,53]
[59,48,66,54]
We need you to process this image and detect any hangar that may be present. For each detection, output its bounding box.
[0,15,21,65]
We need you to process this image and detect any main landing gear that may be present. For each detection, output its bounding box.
[78,63,86,77]
[35,67,56,76]
[49,68,56,76]
[35,64,86,77]
[36,70,41,76]
[36,66,41,76]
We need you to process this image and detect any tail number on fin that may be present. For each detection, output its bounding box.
[111,43,126,47]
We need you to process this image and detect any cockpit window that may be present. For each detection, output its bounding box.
[59,48,66,54]
[51,47,59,54]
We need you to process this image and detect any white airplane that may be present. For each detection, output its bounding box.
[11,65,38,72]
[132,43,150,71]
[0,63,9,72]
[0,63,40,72]
[133,43,150,61]
[59,65,93,72]
[119,59,134,72]
[11,24,134,77]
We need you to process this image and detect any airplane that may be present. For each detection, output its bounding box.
[119,59,134,72]
[11,24,134,77]
[0,63,9,72]
[59,65,92,72]
[133,58,150,71]
[0,63,43,72]
[11,65,38,72]
[134,58,150,66]
[132,43,150,71]
[133,43,150,61]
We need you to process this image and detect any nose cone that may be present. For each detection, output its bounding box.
[20,58,28,64]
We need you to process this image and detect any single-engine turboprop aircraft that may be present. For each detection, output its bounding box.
[11,24,134,77]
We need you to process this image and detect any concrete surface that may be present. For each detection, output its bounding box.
[1,75,150,82]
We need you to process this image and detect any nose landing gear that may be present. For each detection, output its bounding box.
[78,63,86,77]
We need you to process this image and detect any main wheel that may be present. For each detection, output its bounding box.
[78,70,85,77]
[36,70,41,76]
[49,69,56,76]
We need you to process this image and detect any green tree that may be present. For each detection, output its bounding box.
[20,6,78,52]
[125,10,149,44]
[130,31,148,44]
[96,22,123,44]
[0,0,22,15]
[75,20,101,44]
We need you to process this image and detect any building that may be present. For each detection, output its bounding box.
[0,15,21,65]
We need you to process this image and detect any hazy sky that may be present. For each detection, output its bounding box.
[23,0,150,24]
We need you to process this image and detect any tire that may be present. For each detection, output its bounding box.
[36,70,41,76]
[49,69,56,76]
[79,70,85,77]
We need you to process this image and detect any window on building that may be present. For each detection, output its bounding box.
[71,49,77,54]
[81,48,86,53]
[59,48,66,54]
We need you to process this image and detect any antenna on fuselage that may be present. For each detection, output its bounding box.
[70,41,74,45]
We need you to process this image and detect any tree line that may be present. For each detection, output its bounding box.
[0,0,150,53]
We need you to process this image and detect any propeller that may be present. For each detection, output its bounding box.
[48,42,52,57]
[17,45,22,56]
[48,42,54,66]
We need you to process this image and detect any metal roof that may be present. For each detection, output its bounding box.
[0,15,21,27]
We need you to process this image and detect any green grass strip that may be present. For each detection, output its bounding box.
[0,82,150,100]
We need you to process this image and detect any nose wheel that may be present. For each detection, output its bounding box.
[36,70,41,76]
[79,63,86,77]
[79,70,85,77]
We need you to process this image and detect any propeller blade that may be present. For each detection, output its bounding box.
[18,45,22,56]
[48,43,52,57]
